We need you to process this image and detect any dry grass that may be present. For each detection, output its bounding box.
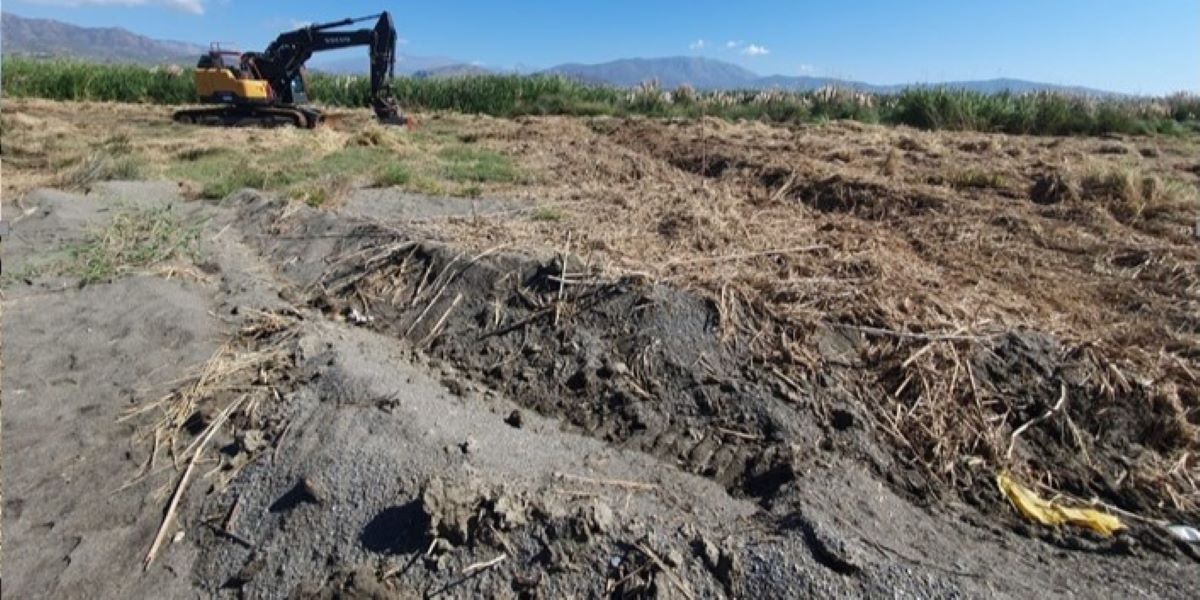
[121,312,297,491]
[411,115,1200,515]
[4,98,1199,518]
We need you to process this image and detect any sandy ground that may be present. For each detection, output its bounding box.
[0,179,1195,597]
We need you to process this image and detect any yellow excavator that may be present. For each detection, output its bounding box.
[174,12,407,128]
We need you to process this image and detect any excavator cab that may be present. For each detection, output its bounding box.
[193,44,272,106]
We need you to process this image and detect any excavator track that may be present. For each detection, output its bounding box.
[173,105,324,129]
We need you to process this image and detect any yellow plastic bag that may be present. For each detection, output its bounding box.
[997,471,1124,537]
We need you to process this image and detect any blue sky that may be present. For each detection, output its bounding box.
[6,0,1199,94]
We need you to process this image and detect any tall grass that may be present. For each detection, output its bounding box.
[3,57,1197,136]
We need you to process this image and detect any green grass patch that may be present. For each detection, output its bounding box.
[374,163,413,187]
[202,169,271,199]
[318,146,391,173]
[438,146,522,183]
[529,206,567,222]
[947,169,1010,190]
[166,145,398,199]
[61,152,143,189]
[63,206,200,284]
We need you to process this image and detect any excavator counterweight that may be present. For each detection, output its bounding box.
[173,12,407,128]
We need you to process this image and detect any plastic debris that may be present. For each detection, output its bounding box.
[1167,524,1200,543]
[346,307,373,325]
[996,471,1124,537]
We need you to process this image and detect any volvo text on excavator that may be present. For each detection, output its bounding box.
[173,12,407,128]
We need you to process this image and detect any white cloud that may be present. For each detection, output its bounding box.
[725,40,742,49]
[19,0,205,14]
[741,44,770,57]
[688,39,707,50]
[797,64,815,74]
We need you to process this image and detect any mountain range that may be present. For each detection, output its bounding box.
[2,11,205,64]
[0,12,1117,95]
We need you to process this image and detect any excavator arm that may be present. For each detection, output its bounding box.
[251,12,404,123]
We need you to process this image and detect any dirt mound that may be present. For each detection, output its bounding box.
[793,174,943,218]
[307,228,813,500]
[222,189,1199,557]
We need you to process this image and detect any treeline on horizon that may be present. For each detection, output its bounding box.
[3,57,1198,136]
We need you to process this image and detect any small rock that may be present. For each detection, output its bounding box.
[665,548,685,567]
[696,537,721,569]
[589,500,615,533]
[572,499,615,540]
[505,410,524,428]
[424,553,450,572]
[422,477,481,546]
[512,572,542,592]
[429,538,454,555]
[441,377,466,396]
[237,429,266,453]
[492,493,529,530]
[299,476,327,505]
[460,436,479,454]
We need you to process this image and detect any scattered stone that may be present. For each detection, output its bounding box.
[424,553,450,572]
[695,536,721,570]
[665,548,685,568]
[571,499,615,540]
[491,493,529,530]
[428,538,453,555]
[236,428,266,453]
[504,409,524,428]
[421,477,482,546]
[460,436,479,454]
[512,572,542,593]
[694,535,743,595]
[441,376,466,396]
[796,515,862,576]
[299,476,327,505]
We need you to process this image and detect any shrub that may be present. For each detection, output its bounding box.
[4,57,1197,137]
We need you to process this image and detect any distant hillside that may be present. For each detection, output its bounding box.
[543,56,759,89]
[412,64,492,79]
[1,12,203,64]
[310,53,475,76]
[542,56,1120,96]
